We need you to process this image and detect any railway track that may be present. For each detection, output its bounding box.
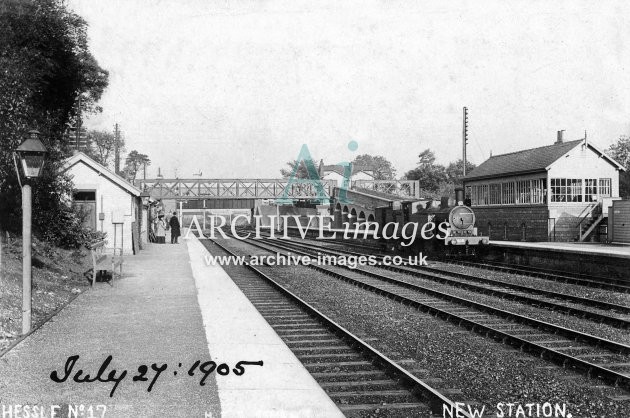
[205,238,470,417]
[254,235,630,329]
[451,259,630,293]
[275,229,630,293]
[235,236,630,390]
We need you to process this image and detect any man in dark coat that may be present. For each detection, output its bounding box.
[169,211,181,244]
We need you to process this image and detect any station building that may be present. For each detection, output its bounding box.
[318,160,375,187]
[463,132,625,242]
[62,152,145,254]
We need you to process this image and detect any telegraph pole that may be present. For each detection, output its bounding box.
[114,123,120,174]
[75,95,82,150]
[462,107,469,177]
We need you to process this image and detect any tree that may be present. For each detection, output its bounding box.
[85,129,124,168]
[124,150,151,182]
[280,158,319,179]
[352,154,397,180]
[445,159,477,186]
[0,0,109,241]
[404,149,447,195]
[607,135,630,198]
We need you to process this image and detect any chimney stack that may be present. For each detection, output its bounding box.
[556,130,565,144]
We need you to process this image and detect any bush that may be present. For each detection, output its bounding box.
[36,204,106,249]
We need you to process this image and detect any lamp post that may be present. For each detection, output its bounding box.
[140,192,151,244]
[13,130,47,335]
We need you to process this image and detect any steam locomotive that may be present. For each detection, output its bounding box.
[280,187,488,257]
[373,188,488,256]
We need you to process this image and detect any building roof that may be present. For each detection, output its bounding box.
[62,152,142,197]
[464,139,625,181]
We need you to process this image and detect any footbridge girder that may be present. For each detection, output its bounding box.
[136,178,337,200]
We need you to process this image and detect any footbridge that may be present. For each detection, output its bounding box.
[137,178,335,201]
[136,178,421,202]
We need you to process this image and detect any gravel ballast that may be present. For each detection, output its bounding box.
[212,238,630,418]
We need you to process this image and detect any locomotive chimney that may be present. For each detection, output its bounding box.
[455,187,465,205]
[556,130,565,144]
[440,196,449,209]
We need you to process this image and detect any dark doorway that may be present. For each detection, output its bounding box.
[73,190,96,230]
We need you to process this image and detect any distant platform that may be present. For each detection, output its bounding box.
[490,240,630,259]
[486,240,630,278]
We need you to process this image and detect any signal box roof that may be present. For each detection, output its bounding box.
[464,139,624,181]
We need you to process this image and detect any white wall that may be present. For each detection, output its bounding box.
[68,162,137,254]
[321,171,344,187]
[547,144,620,200]
[321,170,374,187]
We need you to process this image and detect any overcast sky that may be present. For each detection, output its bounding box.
[67,0,630,179]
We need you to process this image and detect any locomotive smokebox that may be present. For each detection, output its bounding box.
[455,187,465,206]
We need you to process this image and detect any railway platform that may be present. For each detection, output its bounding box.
[486,240,630,278]
[0,234,342,417]
[490,240,630,259]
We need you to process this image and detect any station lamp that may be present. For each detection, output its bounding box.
[140,191,152,206]
[13,129,48,335]
[15,130,48,180]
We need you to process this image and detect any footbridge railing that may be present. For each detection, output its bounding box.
[352,179,421,199]
[136,178,338,200]
[137,178,422,200]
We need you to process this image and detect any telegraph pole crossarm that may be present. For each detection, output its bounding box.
[462,107,469,177]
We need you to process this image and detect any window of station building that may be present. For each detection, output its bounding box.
[584,179,598,202]
[73,191,96,201]
[599,178,611,197]
[531,179,546,204]
[489,183,501,205]
[501,182,515,204]
[472,181,550,205]
[551,178,583,202]
[482,184,488,204]
[470,184,487,205]
[471,186,478,205]
[515,180,531,204]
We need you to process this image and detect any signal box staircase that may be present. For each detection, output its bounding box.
[577,203,607,242]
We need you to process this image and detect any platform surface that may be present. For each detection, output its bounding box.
[0,239,220,417]
[0,236,342,417]
[187,234,343,418]
[490,240,630,259]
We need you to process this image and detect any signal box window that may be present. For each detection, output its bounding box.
[599,178,611,197]
[551,178,583,202]
[585,179,597,202]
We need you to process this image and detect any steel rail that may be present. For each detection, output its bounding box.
[452,259,630,293]
[255,235,630,327]
[268,229,630,293]
[237,237,630,389]
[256,237,630,353]
[207,238,466,416]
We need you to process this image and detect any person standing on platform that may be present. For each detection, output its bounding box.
[169,211,181,244]
[154,214,166,244]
